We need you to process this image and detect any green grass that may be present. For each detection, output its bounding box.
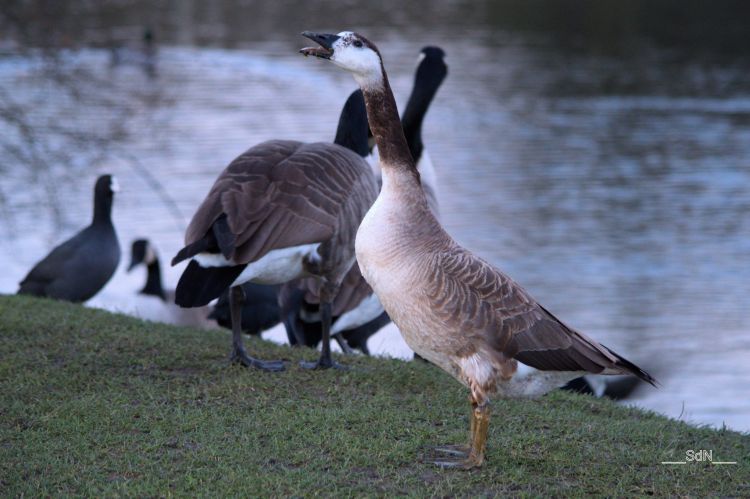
[1,295,748,496]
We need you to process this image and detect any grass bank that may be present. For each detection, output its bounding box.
[0,295,747,496]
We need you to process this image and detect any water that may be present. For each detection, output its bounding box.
[1,11,749,432]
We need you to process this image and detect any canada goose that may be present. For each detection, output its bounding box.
[301,31,656,468]
[171,90,379,371]
[18,175,121,303]
[127,239,215,328]
[206,89,372,347]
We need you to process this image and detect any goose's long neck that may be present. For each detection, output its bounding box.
[334,90,370,158]
[401,83,436,164]
[141,259,166,301]
[361,73,417,174]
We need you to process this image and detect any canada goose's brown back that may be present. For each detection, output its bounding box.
[184,139,378,266]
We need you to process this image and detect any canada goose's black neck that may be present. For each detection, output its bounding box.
[362,72,417,175]
[141,259,166,300]
[401,60,445,164]
[92,190,114,226]
[334,90,370,158]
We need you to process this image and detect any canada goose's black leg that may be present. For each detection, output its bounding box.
[300,301,346,369]
[228,285,285,371]
[333,333,355,355]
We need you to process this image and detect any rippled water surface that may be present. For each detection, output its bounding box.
[1,15,749,431]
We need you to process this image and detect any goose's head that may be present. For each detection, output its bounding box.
[128,239,157,272]
[301,31,383,88]
[416,46,448,87]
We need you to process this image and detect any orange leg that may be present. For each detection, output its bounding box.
[467,402,490,466]
[431,397,490,469]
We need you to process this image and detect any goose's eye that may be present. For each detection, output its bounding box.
[353,40,363,48]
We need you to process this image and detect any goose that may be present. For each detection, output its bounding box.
[18,174,121,303]
[205,89,373,346]
[171,90,379,371]
[300,31,657,468]
[127,238,216,328]
[288,45,448,354]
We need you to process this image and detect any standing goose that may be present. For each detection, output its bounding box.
[127,239,216,328]
[206,89,372,343]
[172,92,379,371]
[301,31,656,468]
[18,175,121,303]
[289,46,448,354]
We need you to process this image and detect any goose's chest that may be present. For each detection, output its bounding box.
[355,195,429,330]
[355,193,407,285]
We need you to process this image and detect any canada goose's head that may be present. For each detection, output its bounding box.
[128,239,157,271]
[301,31,383,88]
[416,46,448,89]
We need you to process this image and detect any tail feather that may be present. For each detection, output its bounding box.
[604,346,658,387]
[174,260,245,307]
[172,214,236,266]
[172,239,210,266]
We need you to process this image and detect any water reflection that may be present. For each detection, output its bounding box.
[1,3,749,431]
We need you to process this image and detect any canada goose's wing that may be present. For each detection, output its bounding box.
[427,245,656,384]
[181,139,370,265]
[297,262,373,316]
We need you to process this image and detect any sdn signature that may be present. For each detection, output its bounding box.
[661,450,736,465]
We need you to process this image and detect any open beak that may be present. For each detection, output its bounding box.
[300,31,339,59]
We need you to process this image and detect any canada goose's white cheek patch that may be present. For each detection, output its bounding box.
[144,244,157,265]
[329,42,383,87]
[110,176,120,193]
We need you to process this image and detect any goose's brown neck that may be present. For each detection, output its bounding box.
[362,72,418,174]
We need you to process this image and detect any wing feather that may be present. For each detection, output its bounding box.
[425,245,655,384]
[184,140,373,264]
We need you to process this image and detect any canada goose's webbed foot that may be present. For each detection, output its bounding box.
[432,444,470,457]
[424,445,476,469]
[230,347,285,372]
[430,455,482,470]
[299,355,348,370]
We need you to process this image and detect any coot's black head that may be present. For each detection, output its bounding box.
[95,174,119,199]
[93,174,119,224]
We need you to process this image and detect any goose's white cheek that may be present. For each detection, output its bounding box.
[331,48,383,87]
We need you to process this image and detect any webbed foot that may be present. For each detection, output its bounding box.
[299,358,348,370]
[230,348,285,371]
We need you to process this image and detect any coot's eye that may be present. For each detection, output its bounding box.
[353,40,363,48]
